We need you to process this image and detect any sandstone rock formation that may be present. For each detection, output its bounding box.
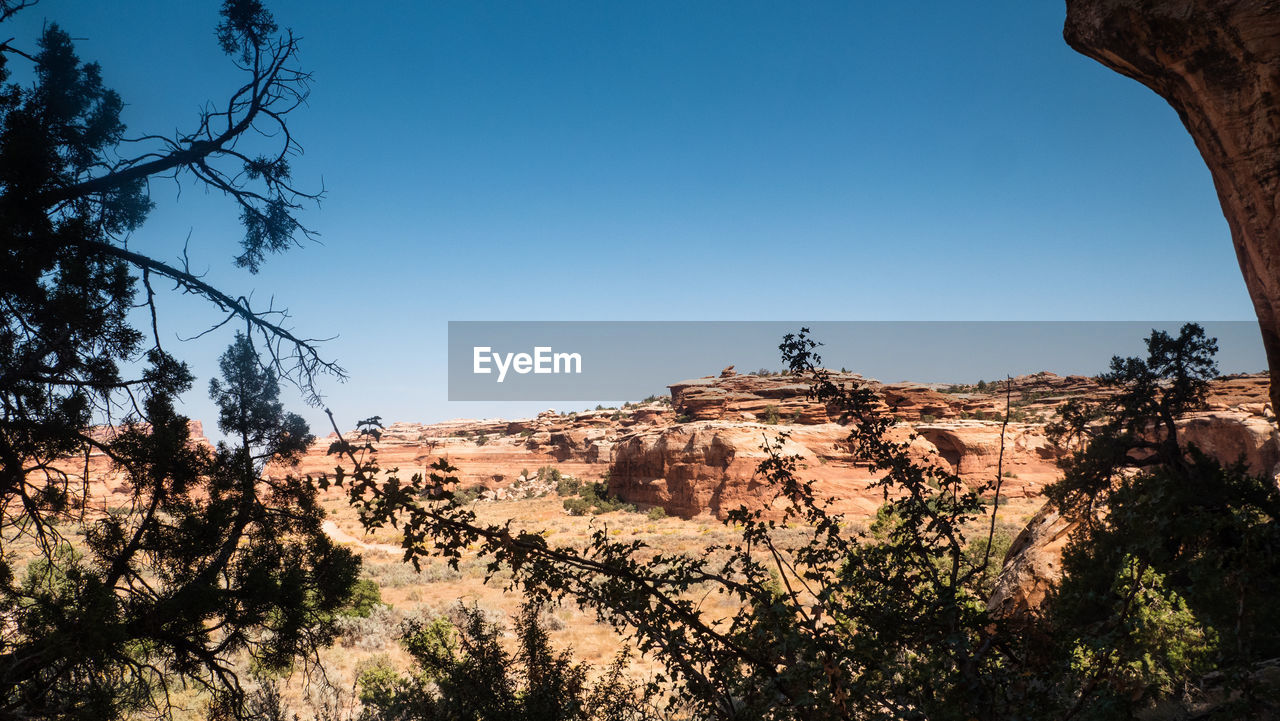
[609,422,891,519]
[612,371,1275,519]
[265,370,1274,526]
[987,503,1080,618]
[283,409,663,491]
[1064,0,1280,411]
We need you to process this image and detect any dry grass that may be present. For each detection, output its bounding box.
[312,486,1042,693]
[3,474,1043,718]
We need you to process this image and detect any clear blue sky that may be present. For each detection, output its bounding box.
[7,1,1256,435]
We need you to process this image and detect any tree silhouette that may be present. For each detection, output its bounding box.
[0,1,356,717]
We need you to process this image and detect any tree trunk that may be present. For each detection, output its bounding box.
[1064,0,1280,412]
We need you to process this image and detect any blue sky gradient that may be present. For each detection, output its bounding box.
[7,1,1255,434]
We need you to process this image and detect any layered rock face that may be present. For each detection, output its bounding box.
[283,410,662,490]
[611,370,1276,519]
[1064,0,1280,411]
[610,423,895,519]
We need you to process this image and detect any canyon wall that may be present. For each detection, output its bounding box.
[279,369,1274,522]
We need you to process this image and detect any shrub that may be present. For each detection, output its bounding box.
[762,405,781,425]
[451,484,488,505]
[562,497,593,516]
[358,603,661,721]
[555,476,581,497]
[536,465,558,480]
[562,481,636,515]
[335,605,405,652]
[646,507,667,521]
[339,579,387,619]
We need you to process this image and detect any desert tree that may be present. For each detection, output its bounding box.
[1032,324,1280,718]
[0,1,358,717]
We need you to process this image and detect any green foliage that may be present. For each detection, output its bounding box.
[341,579,387,618]
[561,496,594,517]
[451,484,488,505]
[646,506,667,521]
[538,465,587,500]
[761,404,781,425]
[358,603,663,721]
[474,432,489,446]
[562,481,636,516]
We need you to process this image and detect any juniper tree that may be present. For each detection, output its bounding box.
[1034,324,1280,718]
[0,1,355,717]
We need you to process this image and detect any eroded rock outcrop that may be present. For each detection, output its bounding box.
[612,371,1275,520]
[987,503,1080,618]
[285,407,670,490]
[609,416,1064,519]
[610,422,892,518]
[271,369,1274,525]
